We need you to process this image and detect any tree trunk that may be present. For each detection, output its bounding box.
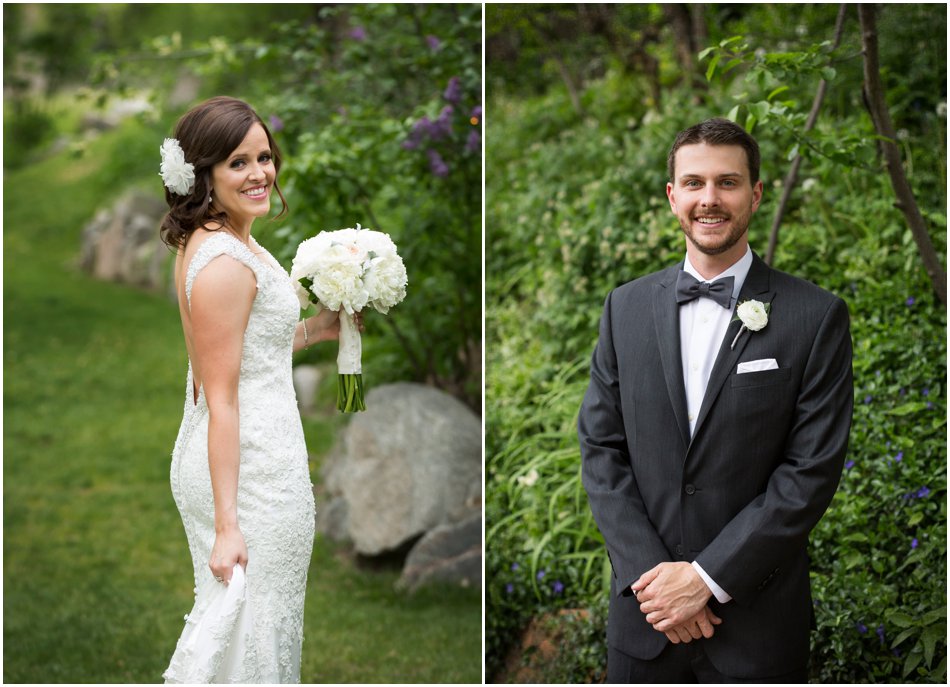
[858,5,946,305]
[765,4,848,265]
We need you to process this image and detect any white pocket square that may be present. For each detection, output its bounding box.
[737,358,779,374]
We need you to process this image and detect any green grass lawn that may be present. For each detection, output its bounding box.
[3,118,482,683]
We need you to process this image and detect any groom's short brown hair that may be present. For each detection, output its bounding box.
[667,118,761,185]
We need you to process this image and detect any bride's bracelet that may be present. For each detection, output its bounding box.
[302,317,309,346]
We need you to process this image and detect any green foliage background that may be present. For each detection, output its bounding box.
[486,3,946,683]
[4,3,481,683]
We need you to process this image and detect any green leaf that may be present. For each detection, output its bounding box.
[887,611,915,628]
[887,402,929,416]
[908,511,924,526]
[787,144,800,161]
[768,85,790,101]
[920,607,948,625]
[706,53,722,82]
[891,627,917,647]
[821,66,837,82]
[727,104,741,123]
[922,626,940,667]
[903,651,923,678]
[698,46,717,61]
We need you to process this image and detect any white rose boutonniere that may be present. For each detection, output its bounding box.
[731,299,771,349]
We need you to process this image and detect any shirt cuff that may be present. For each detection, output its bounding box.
[691,561,733,604]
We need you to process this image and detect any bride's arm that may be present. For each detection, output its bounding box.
[190,256,256,584]
[292,309,363,353]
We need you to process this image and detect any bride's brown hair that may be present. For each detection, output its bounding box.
[159,96,288,250]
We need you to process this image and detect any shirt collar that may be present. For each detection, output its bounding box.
[683,245,753,303]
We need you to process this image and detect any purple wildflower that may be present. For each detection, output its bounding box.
[922,388,930,396]
[427,149,449,177]
[466,129,480,154]
[864,395,872,404]
[895,451,903,462]
[511,562,520,572]
[268,114,284,133]
[426,35,441,51]
[906,296,916,306]
[552,580,565,594]
[349,26,367,41]
[844,460,855,470]
[536,569,546,581]
[856,622,868,634]
[916,486,930,498]
[505,583,514,594]
[911,538,918,549]
[443,76,462,105]
[927,401,934,409]
[876,625,886,646]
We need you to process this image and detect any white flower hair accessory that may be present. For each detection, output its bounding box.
[159,138,195,196]
[731,299,770,349]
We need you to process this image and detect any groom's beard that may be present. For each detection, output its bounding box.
[678,210,754,257]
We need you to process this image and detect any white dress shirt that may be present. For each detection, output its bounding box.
[678,246,753,604]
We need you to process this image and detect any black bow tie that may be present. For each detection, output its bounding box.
[675,271,735,309]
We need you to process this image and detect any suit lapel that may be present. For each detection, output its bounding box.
[689,253,776,447]
[653,264,691,448]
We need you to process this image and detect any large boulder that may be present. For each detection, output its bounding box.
[80,189,169,291]
[397,512,481,591]
[319,382,481,557]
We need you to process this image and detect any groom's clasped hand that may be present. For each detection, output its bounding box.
[631,562,722,644]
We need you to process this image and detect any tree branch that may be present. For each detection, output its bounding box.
[765,3,848,265]
[858,5,946,305]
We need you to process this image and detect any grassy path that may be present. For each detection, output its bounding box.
[3,121,481,683]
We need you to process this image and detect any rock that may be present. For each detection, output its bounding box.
[316,496,349,544]
[321,382,481,556]
[79,190,170,291]
[292,365,322,413]
[397,512,481,591]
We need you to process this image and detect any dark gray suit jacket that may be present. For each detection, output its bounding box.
[578,253,853,679]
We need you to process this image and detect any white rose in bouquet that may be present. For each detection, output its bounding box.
[290,224,408,412]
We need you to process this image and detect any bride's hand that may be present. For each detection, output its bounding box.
[309,309,365,342]
[209,525,248,585]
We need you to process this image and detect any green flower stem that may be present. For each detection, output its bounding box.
[337,373,365,413]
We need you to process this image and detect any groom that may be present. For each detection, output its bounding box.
[578,118,853,683]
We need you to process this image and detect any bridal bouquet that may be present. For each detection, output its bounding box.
[290,225,408,412]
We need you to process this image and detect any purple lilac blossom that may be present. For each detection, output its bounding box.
[466,129,480,153]
[426,35,441,50]
[349,26,367,41]
[443,76,462,104]
[471,104,482,120]
[427,149,449,177]
[268,115,284,133]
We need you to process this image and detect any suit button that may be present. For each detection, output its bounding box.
[675,544,684,556]
[685,484,696,495]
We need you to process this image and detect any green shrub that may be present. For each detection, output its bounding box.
[486,51,946,682]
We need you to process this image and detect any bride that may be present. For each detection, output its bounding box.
[158,96,359,683]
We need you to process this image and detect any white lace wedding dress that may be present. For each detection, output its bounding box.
[163,232,315,683]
